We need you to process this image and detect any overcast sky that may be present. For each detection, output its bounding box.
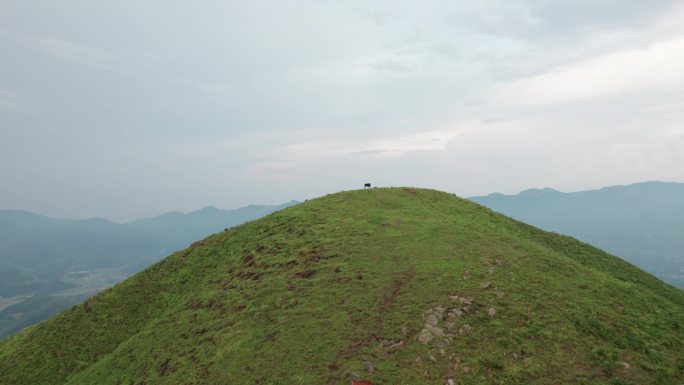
[2,0,684,221]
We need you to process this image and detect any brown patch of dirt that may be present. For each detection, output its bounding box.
[157,358,172,376]
[378,269,416,313]
[328,269,416,379]
[236,270,263,281]
[294,269,317,279]
[298,245,326,266]
[242,253,255,266]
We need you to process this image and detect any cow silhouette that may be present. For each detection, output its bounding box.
[364,183,371,189]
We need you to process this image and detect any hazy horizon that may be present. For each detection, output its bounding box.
[2,180,681,223]
[3,1,684,221]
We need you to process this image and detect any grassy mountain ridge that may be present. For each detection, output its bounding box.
[0,201,297,339]
[470,181,684,288]
[1,188,683,384]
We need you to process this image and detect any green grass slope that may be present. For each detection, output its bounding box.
[1,188,683,385]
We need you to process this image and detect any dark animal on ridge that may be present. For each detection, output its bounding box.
[364,183,371,189]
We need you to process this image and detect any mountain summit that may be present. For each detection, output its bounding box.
[1,188,683,384]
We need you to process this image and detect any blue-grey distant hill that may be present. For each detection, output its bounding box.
[0,201,297,339]
[470,181,684,289]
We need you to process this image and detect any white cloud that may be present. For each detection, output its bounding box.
[281,126,474,160]
[1,30,117,71]
[251,119,522,171]
[491,34,684,107]
[0,89,17,110]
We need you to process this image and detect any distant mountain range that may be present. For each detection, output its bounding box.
[470,181,684,289]
[0,201,297,339]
